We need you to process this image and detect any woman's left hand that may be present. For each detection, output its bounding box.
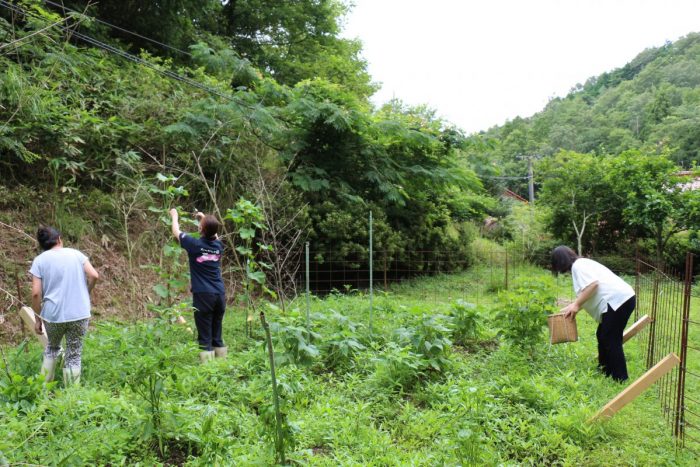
[560,302,580,319]
[34,318,43,335]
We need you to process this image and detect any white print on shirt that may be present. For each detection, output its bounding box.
[196,247,221,263]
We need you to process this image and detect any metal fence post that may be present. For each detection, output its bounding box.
[305,242,310,329]
[369,211,374,337]
[674,252,693,443]
[504,247,509,290]
[647,268,660,369]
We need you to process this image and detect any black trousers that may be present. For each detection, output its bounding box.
[596,296,636,381]
[192,293,226,351]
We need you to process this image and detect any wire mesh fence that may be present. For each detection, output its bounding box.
[633,257,689,447]
[682,255,700,455]
[292,247,573,306]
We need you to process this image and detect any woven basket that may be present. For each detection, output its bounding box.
[547,313,578,344]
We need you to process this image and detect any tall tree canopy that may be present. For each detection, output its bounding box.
[59,0,376,97]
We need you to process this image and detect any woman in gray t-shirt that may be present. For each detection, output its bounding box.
[30,226,99,386]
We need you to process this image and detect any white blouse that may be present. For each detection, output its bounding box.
[571,258,635,323]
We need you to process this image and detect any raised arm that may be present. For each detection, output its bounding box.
[83,260,99,293]
[169,208,182,241]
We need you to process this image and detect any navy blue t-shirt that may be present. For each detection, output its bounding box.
[179,233,225,295]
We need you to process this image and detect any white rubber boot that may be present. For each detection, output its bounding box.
[214,347,228,359]
[63,367,81,387]
[40,356,58,383]
[199,350,215,364]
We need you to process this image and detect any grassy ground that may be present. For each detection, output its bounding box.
[0,264,697,465]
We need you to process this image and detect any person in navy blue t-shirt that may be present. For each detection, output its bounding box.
[169,209,227,363]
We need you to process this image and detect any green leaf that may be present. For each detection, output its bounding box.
[153,284,169,299]
[247,270,266,284]
[239,227,256,239]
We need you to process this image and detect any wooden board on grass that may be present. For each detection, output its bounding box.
[622,314,650,344]
[19,306,48,348]
[590,352,680,422]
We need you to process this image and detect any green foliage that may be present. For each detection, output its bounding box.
[494,277,557,350]
[220,0,376,97]
[226,198,273,290]
[317,309,366,371]
[226,198,275,336]
[608,150,700,259]
[63,0,222,54]
[0,372,51,413]
[0,264,696,465]
[538,151,620,254]
[129,351,176,456]
[468,32,700,236]
[394,314,453,372]
[371,342,426,393]
[449,300,484,346]
[269,315,321,367]
[1,3,491,276]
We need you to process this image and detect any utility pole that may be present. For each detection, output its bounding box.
[527,157,534,204]
[516,154,538,204]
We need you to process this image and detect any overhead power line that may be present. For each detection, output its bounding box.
[0,0,233,101]
[42,0,192,57]
[0,15,68,50]
[479,175,530,180]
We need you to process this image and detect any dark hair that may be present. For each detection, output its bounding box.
[200,215,220,240]
[551,245,579,274]
[37,226,61,251]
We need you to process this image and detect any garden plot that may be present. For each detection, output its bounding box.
[0,265,696,465]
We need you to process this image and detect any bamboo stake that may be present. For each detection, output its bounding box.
[260,311,286,465]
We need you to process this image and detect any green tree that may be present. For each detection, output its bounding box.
[609,150,700,261]
[538,151,616,255]
[62,0,222,54]
[221,0,377,97]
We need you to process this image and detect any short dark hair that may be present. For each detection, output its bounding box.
[200,215,220,240]
[551,245,579,274]
[37,226,61,251]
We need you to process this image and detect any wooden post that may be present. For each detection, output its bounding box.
[622,315,650,344]
[590,353,680,422]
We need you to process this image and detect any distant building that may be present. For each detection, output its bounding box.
[502,188,528,203]
[675,171,700,191]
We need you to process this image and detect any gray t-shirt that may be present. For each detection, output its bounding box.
[29,247,91,323]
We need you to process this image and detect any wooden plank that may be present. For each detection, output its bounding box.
[590,353,680,422]
[18,306,48,348]
[622,314,650,344]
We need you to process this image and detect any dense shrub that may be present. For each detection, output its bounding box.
[494,277,557,350]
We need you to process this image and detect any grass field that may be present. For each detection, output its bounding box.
[1,264,698,465]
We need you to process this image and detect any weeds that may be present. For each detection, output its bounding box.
[0,266,694,465]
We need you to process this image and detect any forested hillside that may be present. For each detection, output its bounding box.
[2,3,700,464]
[3,1,700,315]
[468,32,700,261]
[0,0,492,322]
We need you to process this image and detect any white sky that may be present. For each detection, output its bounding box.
[342,0,700,134]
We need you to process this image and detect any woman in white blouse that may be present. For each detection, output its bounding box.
[552,246,636,381]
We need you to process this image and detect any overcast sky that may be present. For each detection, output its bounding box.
[342,0,700,134]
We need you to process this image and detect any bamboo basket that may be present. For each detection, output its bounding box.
[547,313,578,344]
